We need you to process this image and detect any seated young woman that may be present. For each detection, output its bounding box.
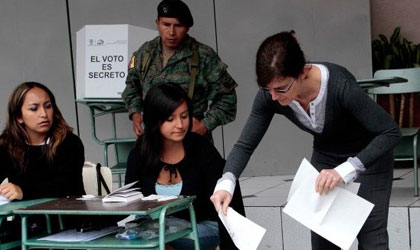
[0,82,85,240]
[125,83,225,250]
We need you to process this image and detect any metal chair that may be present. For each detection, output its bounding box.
[76,99,136,188]
[82,161,113,195]
[104,140,136,188]
[368,68,420,196]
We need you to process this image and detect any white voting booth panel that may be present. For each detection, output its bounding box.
[76,24,157,98]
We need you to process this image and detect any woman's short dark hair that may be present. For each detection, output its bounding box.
[140,83,193,171]
[256,31,306,87]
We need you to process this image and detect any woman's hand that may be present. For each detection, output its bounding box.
[210,190,232,216]
[315,169,344,195]
[0,183,23,200]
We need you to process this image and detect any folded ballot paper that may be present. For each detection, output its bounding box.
[102,181,143,203]
[218,207,266,250]
[283,158,374,250]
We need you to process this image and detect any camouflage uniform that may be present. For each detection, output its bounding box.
[122,35,237,131]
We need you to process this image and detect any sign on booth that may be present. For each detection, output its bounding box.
[76,24,157,98]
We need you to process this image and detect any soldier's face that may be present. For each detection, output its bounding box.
[156,17,189,49]
[159,101,189,144]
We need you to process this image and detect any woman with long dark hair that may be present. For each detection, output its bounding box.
[0,81,85,244]
[211,31,401,250]
[0,81,85,200]
[125,83,229,250]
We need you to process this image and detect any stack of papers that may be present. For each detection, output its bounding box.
[102,181,143,203]
[283,158,374,250]
[38,226,119,242]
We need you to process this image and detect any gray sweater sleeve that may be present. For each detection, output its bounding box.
[224,90,275,178]
[339,78,402,167]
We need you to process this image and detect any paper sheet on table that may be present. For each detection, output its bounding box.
[141,194,177,201]
[38,226,119,242]
[218,207,266,250]
[283,158,374,250]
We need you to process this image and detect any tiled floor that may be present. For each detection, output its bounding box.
[240,167,420,250]
[240,167,420,206]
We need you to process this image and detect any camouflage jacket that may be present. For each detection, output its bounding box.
[122,35,238,131]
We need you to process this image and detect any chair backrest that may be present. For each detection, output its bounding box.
[368,68,420,95]
[82,161,113,195]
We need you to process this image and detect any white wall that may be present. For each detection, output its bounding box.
[370,0,420,43]
[0,0,76,131]
[216,0,372,176]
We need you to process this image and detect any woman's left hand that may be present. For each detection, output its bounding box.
[315,169,344,195]
[0,183,23,200]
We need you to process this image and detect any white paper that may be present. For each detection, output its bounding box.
[117,215,136,227]
[77,194,100,201]
[284,158,374,250]
[38,226,119,242]
[218,207,266,250]
[102,181,143,203]
[287,159,360,202]
[0,195,10,206]
[141,194,177,202]
[106,181,138,196]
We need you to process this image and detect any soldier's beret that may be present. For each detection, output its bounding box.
[157,0,194,28]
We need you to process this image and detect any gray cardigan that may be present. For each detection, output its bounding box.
[224,62,402,178]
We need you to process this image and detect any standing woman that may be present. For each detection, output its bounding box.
[0,81,85,200]
[125,83,243,250]
[211,31,401,250]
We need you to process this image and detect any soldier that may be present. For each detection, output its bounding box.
[122,0,238,137]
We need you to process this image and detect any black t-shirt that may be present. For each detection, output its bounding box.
[0,133,85,200]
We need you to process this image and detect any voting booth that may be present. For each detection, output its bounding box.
[76,24,157,98]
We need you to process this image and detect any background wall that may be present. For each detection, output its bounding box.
[0,0,372,177]
[216,0,371,176]
[370,0,420,43]
[0,0,77,131]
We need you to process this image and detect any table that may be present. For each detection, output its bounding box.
[0,198,54,250]
[15,196,199,250]
[357,76,407,90]
[76,98,136,187]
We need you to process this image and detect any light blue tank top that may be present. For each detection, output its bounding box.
[155,181,183,196]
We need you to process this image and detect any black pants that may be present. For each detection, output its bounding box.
[310,150,393,250]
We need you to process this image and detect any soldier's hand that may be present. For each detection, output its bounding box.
[0,183,23,200]
[191,118,208,136]
[132,112,143,136]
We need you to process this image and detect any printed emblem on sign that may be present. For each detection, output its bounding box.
[129,56,135,69]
